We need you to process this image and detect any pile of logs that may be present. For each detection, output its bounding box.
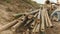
[0,9,53,34]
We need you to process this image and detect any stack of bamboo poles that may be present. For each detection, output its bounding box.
[29,8,53,34]
[0,9,53,34]
[0,9,39,32]
[40,8,53,34]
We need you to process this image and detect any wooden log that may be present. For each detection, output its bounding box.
[0,20,18,31]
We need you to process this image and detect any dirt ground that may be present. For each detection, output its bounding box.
[46,21,60,34]
[0,21,60,34]
[0,2,60,34]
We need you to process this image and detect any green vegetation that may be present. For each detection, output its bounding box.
[3,0,11,3]
[23,0,40,9]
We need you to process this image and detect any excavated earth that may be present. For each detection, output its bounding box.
[0,0,39,34]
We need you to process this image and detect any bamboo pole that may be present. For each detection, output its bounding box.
[31,13,38,28]
[35,10,40,33]
[41,15,45,32]
[23,32,26,34]
[11,16,28,30]
[28,15,33,19]
[45,10,53,28]
[45,16,49,28]
[13,10,39,20]
[31,13,39,32]
[32,20,38,32]
[40,9,45,32]
[11,13,38,32]
[32,16,40,34]
[31,18,38,34]
[0,19,18,31]
[40,8,45,34]
[26,29,29,34]
[24,19,34,27]
[35,24,40,32]
[11,20,23,31]
[44,11,49,28]
[25,13,38,27]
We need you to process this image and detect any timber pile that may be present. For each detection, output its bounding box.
[0,9,53,34]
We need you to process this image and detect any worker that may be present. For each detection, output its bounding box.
[45,0,50,4]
